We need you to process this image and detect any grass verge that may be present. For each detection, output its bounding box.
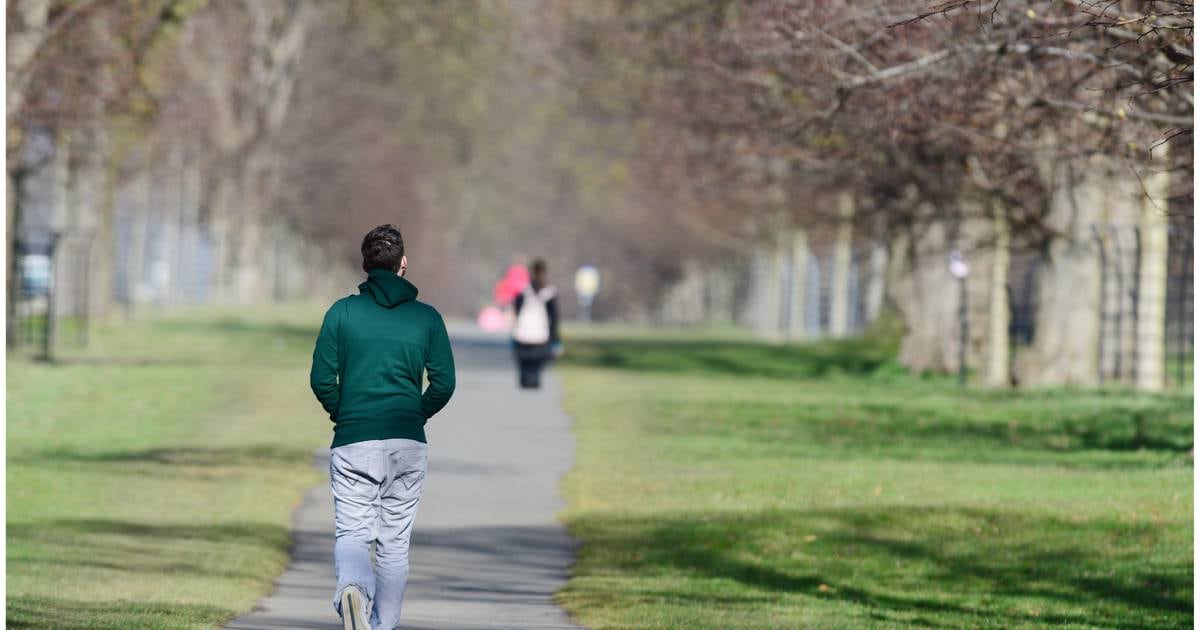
[557,334,1193,628]
[7,306,329,629]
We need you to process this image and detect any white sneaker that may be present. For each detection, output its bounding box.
[340,585,370,630]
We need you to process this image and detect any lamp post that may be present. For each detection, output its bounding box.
[42,231,61,362]
[574,265,600,323]
[949,250,970,387]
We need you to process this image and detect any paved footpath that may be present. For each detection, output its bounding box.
[227,328,582,630]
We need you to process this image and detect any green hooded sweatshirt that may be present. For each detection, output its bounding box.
[310,269,456,448]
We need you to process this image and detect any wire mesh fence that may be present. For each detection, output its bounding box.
[1092,224,1142,385]
[113,210,215,309]
[1088,221,1193,390]
[748,243,882,340]
[1164,217,1193,389]
[13,231,96,357]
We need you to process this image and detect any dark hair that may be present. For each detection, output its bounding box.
[361,224,405,273]
[530,258,547,288]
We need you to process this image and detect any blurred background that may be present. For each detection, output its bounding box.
[7,2,1195,628]
[7,0,1192,389]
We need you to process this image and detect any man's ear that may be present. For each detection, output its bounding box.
[399,255,409,277]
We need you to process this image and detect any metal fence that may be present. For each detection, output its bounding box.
[1164,217,1194,389]
[113,210,215,309]
[1092,224,1142,384]
[800,248,875,337]
[1089,221,1193,389]
[13,231,96,357]
[998,222,1191,391]
[757,245,879,339]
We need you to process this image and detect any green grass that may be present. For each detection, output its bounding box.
[7,306,330,629]
[557,335,1194,628]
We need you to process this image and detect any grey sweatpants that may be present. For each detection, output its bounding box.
[330,438,428,630]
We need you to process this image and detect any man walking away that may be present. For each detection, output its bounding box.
[511,259,561,389]
[310,224,456,630]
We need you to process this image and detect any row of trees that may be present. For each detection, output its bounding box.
[555,0,1190,238]
[8,0,330,338]
[6,0,693,328]
[547,0,1191,374]
[7,1,1192,380]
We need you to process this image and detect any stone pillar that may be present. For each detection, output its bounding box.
[1136,147,1170,391]
[179,157,202,302]
[703,261,737,324]
[747,245,775,336]
[764,238,785,339]
[985,198,1011,388]
[161,149,182,305]
[209,175,231,303]
[786,229,810,341]
[128,174,151,310]
[829,193,855,338]
[659,259,707,325]
[864,242,888,324]
[47,131,71,356]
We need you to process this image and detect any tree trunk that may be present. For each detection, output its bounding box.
[7,170,24,347]
[1012,157,1138,387]
[985,198,1011,388]
[829,193,855,338]
[863,242,888,325]
[786,229,810,341]
[1135,147,1170,392]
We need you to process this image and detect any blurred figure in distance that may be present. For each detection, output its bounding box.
[478,261,529,333]
[511,259,561,389]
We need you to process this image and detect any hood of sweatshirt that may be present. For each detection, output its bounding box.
[358,269,419,308]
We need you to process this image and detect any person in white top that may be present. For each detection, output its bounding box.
[510,259,562,389]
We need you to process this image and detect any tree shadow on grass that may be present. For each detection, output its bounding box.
[11,444,316,476]
[658,394,1193,469]
[560,338,899,380]
[150,317,317,343]
[8,518,290,548]
[8,518,291,586]
[29,317,318,368]
[566,506,1192,628]
[41,356,213,367]
[7,595,235,629]
[8,554,263,580]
